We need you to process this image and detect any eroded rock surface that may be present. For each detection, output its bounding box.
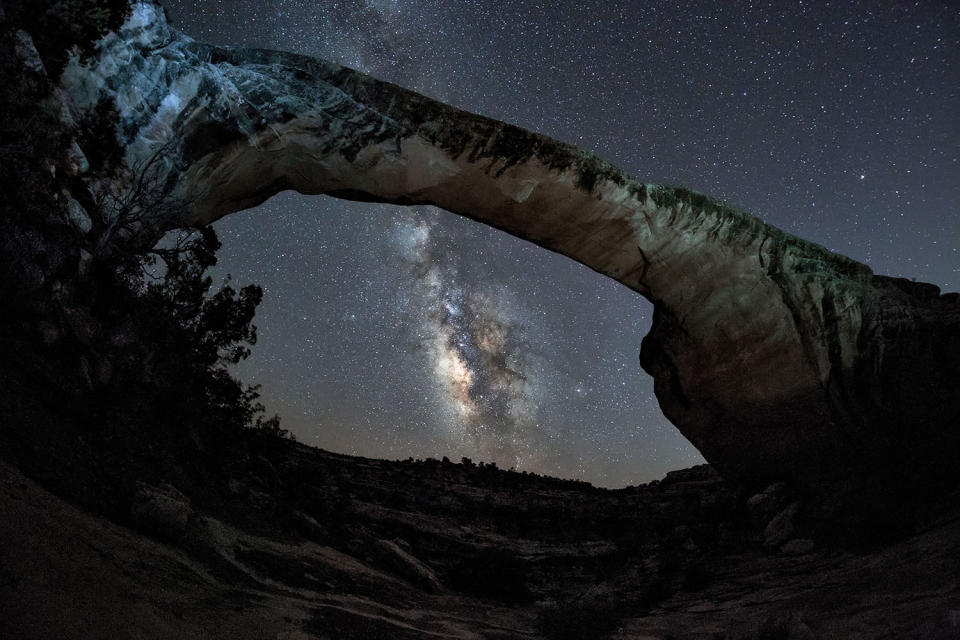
[2,450,959,639]
[56,3,960,506]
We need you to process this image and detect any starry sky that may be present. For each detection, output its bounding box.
[160,0,959,487]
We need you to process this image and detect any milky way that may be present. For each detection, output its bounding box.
[161,0,959,486]
[396,215,543,468]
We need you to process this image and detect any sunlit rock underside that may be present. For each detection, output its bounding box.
[58,3,960,504]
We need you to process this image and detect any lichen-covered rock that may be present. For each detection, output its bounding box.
[57,2,960,516]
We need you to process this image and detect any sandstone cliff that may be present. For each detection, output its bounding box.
[50,3,960,511]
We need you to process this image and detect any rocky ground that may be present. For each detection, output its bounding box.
[2,441,958,639]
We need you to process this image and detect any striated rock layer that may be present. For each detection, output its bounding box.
[58,4,959,506]
[3,448,960,639]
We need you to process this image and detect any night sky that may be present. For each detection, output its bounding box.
[160,0,959,487]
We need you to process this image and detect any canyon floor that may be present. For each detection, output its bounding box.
[1,440,958,639]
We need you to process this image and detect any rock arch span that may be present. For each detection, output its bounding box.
[59,3,959,506]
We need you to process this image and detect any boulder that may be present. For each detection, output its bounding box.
[64,142,89,176]
[130,482,192,542]
[763,503,800,548]
[372,539,443,593]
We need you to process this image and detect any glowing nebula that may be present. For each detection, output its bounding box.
[396,215,542,468]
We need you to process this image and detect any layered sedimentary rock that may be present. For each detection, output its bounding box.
[4,447,960,639]
[57,3,959,500]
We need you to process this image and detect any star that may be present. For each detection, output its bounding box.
[162,0,960,487]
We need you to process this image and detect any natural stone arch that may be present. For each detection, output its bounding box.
[61,3,960,507]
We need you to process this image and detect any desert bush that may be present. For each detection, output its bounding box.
[0,1,285,505]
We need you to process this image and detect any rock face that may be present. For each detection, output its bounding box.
[57,4,960,504]
[3,450,960,639]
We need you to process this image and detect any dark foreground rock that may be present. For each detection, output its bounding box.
[1,444,958,639]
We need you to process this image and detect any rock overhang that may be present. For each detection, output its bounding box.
[53,0,960,521]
